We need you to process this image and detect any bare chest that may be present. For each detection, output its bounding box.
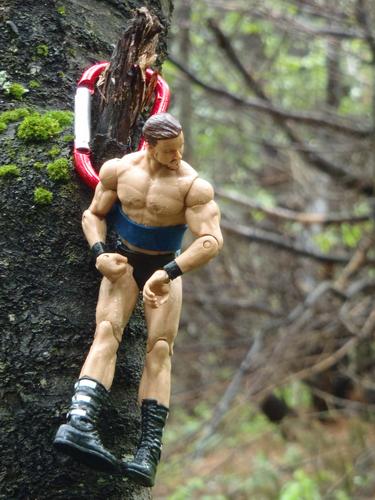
[117,168,186,219]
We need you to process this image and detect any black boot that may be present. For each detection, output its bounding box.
[124,399,169,487]
[53,377,118,473]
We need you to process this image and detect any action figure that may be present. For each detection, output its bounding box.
[54,113,223,487]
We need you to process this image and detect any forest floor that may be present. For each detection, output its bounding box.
[153,397,375,500]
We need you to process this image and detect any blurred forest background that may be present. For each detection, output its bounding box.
[1,0,374,498]
[156,0,375,498]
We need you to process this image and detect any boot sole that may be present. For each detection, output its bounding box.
[124,464,154,487]
[54,424,119,474]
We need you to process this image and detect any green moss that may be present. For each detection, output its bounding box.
[34,187,53,205]
[0,108,30,123]
[62,133,74,142]
[33,161,46,170]
[57,5,66,15]
[47,158,70,181]
[6,83,28,100]
[44,110,73,129]
[16,109,73,142]
[35,44,49,57]
[48,146,61,157]
[17,113,60,142]
[0,164,20,178]
[29,80,41,89]
[0,107,30,132]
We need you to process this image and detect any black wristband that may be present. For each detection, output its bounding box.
[163,260,183,281]
[91,241,109,259]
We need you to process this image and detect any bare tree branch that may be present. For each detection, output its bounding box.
[169,57,373,194]
[216,188,372,225]
[168,56,371,139]
[192,246,375,457]
[193,330,263,458]
[206,19,373,195]
[355,0,375,188]
[185,293,282,318]
[220,219,363,264]
[335,236,375,289]
[356,0,375,61]
[192,279,338,457]
[252,6,369,41]
[310,387,375,412]
[275,306,375,389]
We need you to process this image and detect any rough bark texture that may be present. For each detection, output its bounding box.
[0,0,173,498]
[92,7,162,164]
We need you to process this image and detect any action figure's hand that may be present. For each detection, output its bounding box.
[95,253,128,282]
[143,270,170,308]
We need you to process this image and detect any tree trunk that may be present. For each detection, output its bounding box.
[326,37,342,109]
[0,0,172,498]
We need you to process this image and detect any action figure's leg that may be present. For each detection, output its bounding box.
[54,267,139,472]
[139,276,182,406]
[80,269,139,389]
[124,278,182,486]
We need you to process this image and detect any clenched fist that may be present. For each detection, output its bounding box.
[95,253,128,282]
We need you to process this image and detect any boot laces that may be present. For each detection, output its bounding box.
[135,438,160,462]
[135,413,162,462]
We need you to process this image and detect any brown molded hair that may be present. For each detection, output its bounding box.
[142,113,182,146]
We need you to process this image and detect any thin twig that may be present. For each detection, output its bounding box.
[193,330,263,458]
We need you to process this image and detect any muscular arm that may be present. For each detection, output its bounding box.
[175,177,223,273]
[82,159,119,246]
[143,177,223,307]
[82,159,128,282]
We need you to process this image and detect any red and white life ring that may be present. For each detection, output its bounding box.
[73,62,170,189]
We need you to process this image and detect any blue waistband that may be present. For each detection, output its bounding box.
[107,203,187,252]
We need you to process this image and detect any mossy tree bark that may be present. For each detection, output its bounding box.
[0,0,173,498]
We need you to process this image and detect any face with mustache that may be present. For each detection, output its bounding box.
[149,133,184,170]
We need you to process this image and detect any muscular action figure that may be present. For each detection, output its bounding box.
[54,113,223,486]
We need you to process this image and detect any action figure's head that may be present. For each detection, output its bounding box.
[143,113,184,170]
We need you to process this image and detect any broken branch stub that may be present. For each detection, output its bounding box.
[92,7,162,165]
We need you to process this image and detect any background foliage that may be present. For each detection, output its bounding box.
[1,0,374,498]
[154,0,375,498]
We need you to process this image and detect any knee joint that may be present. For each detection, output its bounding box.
[95,320,121,352]
[147,339,172,361]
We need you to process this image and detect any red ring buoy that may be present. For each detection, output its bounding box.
[73,62,170,189]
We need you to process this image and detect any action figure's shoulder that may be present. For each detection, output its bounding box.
[117,151,145,175]
[120,150,143,164]
[99,158,122,190]
[184,172,214,207]
[100,152,142,189]
[179,160,197,177]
